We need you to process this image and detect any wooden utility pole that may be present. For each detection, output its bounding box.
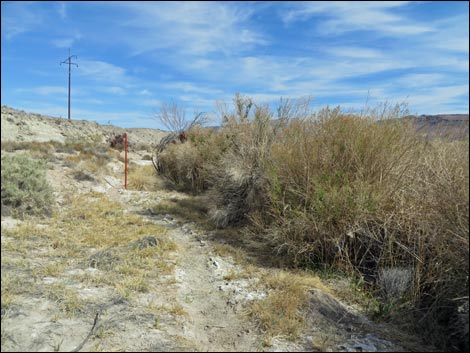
[60,49,78,120]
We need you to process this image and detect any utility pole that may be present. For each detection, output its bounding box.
[60,49,78,120]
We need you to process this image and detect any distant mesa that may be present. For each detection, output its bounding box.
[404,113,469,140]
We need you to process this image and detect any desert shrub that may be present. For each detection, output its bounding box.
[1,141,57,154]
[1,154,54,217]
[157,125,228,193]
[208,101,274,227]
[377,267,413,303]
[107,132,126,151]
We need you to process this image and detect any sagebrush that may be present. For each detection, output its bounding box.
[1,154,54,217]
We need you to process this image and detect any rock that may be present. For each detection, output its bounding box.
[130,236,158,249]
[309,288,361,325]
[88,248,120,269]
[337,334,399,352]
[209,257,219,268]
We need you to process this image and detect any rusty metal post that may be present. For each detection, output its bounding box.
[124,133,128,189]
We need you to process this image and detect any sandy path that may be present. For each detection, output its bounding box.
[163,223,257,351]
[110,188,264,351]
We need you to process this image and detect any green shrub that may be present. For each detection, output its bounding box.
[1,154,54,217]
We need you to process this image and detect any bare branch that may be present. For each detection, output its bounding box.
[154,101,207,134]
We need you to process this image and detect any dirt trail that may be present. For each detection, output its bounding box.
[108,188,269,351]
[155,220,258,351]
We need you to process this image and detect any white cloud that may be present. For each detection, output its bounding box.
[370,84,469,114]
[15,86,67,96]
[52,32,81,48]
[110,2,267,57]
[395,74,446,88]
[52,38,74,48]
[141,99,161,107]
[162,82,223,96]
[77,60,131,86]
[138,89,152,96]
[324,47,383,59]
[100,86,126,95]
[424,15,469,54]
[282,2,433,36]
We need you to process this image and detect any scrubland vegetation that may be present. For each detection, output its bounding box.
[155,94,469,351]
[1,154,54,218]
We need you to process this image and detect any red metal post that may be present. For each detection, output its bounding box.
[124,133,128,189]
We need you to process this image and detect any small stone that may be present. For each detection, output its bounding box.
[130,236,158,249]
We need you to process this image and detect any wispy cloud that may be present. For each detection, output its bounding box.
[77,60,132,86]
[110,2,267,57]
[99,86,126,95]
[15,86,68,96]
[51,32,81,49]
[324,46,383,59]
[282,2,433,36]
[138,89,152,96]
[52,38,74,48]
[57,2,67,20]
[162,82,224,96]
[1,1,44,39]
[382,84,469,114]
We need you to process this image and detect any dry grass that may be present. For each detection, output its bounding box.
[63,148,111,176]
[1,140,58,154]
[167,303,188,317]
[127,164,160,191]
[248,270,329,340]
[45,283,87,316]
[213,244,246,264]
[1,191,178,323]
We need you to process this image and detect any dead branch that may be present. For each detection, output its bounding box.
[70,312,100,352]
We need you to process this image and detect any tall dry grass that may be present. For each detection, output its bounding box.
[154,95,469,350]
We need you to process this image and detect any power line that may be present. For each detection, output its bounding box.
[60,49,78,120]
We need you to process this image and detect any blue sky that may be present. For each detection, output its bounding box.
[1,1,469,129]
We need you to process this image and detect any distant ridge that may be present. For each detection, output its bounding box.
[404,113,469,139]
[1,105,168,145]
